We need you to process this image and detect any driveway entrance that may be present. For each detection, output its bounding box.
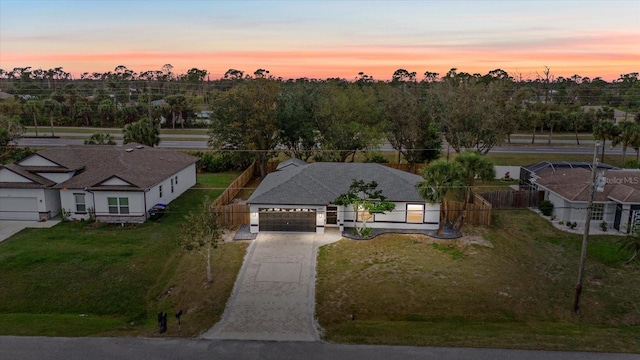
[202,229,341,341]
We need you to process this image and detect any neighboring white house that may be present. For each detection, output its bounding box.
[535,168,640,233]
[0,144,198,223]
[247,160,439,234]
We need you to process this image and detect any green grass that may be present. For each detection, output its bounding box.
[0,172,247,337]
[25,126,208,136]
[487,152,626,167]
[316,210,640,352]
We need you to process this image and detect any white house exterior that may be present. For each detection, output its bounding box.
[0,144,198,223]
[536,168,640,233]
[247,161,439,234]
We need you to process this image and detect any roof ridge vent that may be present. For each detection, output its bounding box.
[136,145,144,149]
[126,148,134,152]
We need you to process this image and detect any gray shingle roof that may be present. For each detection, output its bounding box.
[17,144,198,191]
[248,162,425,205]
[0,164,56,189]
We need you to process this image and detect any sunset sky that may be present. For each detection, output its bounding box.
[1,0,638,81]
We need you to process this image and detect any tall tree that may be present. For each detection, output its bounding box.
[276,82,319,161]
[315,81,383,162]
[41,98,61,136]
[382,83,441,171]
[436,77,510,154]
[209,78,280,177]
[592,120,619,163]
[24,99,41,137]
[613,121,640,164]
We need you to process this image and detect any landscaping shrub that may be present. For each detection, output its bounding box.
[538,200,554,216]
[189,151,253,172]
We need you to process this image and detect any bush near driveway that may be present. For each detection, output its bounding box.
[315,210,640,352]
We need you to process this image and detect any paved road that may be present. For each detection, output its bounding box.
[202,230,342,341]
[1,336,637,360]
[16,136,624,155]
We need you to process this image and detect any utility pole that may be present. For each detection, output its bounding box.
[573,141,601,314]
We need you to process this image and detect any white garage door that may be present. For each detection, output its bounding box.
[0,197,39,221]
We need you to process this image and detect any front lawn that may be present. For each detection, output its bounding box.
[0,172,248,337]
[316,210,640,352]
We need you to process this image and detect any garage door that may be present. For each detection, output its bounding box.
[0,197,39,221]
[259,208,316,232]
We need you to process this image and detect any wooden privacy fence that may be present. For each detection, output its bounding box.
[381,163,426,175]
[212,161,256,207]
[443,193,492,226]
[479,190,544,208]
[218,203,250,227]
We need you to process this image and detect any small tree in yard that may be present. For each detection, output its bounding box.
[333,180,395,237]
[180,197,222,283]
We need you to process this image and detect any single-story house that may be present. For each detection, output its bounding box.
[0,144,198,223]
[520,161,618,191]
[247,160,439,234]
[535,168,640,232]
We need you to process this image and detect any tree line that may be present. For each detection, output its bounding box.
[1,65,639,172]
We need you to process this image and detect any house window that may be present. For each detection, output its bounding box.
[159,185,163,198]
[171,178,174,193]
[74,194,86,213]
[175,175,178,185]
[356,205,373,222]
[407,204,424,223]
[591,203,604,221]
[108,197,129,215]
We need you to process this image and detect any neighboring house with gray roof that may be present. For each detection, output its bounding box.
[0,144,198,223]
[535,168,640,233]
[247,162,439,234]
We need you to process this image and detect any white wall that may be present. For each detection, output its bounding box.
[36,172,75,184]
[93,191,145,222]
[18,155,58,167]
[0,168,32,182]
[144,164,197,212]
[43,189,60,218]
[342,201,440,231]
[60,189,94,221]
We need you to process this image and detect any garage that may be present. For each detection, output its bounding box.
[0,197,39,221]
[259,208,316,232]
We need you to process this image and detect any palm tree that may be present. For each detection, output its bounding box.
[24,99,41,137]
[84,133,116,145]
[41,98,61,136]
[451,151,496,230]
[123,118,160,147]
[613,121,640,164]
[417,160,465,235]
[592,120,619,163]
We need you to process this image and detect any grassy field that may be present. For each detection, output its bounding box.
[315,210,640,352]
[0,172,248,337]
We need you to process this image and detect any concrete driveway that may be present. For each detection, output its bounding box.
[202,228,342,341]
[0,220,61,243]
